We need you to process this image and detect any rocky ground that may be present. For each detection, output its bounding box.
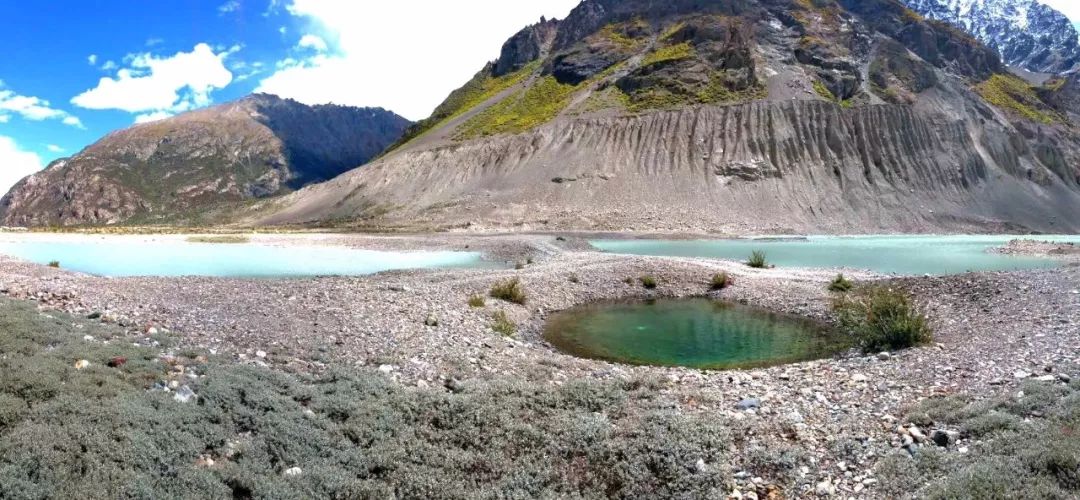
[0,233,1077,498]
[991,238,1080,261]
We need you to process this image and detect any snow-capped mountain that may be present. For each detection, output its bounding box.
[903,0,1080,74]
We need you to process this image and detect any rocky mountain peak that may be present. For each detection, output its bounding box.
[902,0,1080,73]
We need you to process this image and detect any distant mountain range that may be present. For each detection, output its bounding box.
[0,94,410,226]
[903,0,1080,74]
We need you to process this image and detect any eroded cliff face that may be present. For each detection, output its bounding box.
[260,98,1080,233]
[0,94,409,226]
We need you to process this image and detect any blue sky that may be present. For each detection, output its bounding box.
[0,0,580,194]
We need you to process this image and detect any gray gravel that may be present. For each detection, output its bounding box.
[0,233,1077,498]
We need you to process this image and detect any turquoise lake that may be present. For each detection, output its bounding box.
[0,239,493,278]
[544,298,847,370]
[591,235,1080,275]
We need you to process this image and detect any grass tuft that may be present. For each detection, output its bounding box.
[746,251,768,269]
[490,278,527,305]
[639,276,658,290]
[467,295,486,308]
[491,310,517,338]
[828,274,854,293]
[47,261,60,268]
[710,272,734,291]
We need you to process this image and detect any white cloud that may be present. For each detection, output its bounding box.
[101,60,117,71]
[71,43,234,120]
[88,54,98,65]
[219,1,241,14]
[256,0,580,120]
[0,84,84,128]
[1039,1,1080,24]
[0,115,8,123]
[134,111,174,124]
[297,34,327,52]
[146,38,165,47]
[46,144,64,153]
[0,136,44,197]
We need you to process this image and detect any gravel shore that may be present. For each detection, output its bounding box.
[0,233,1077,498]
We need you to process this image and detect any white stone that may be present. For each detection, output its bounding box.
[284,467,302,476]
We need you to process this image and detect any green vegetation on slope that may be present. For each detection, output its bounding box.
[975,74,1065,125]
[597,19,648,50]
[641,42,694,67]
[622,77,766,113]
[458,75,580,138]
[386,62,540,149]
[0,297,733,498]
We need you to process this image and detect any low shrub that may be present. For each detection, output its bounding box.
[746,251,768,269]
[47,261,60,268]
[882,378,1080,498]
[0,296,736,498]
[710,272,733,290]
[828,274,854,292]
[491,310,517,338]
[833,286,932,352]
[467,295,486,308]
[639,276,658,289]
[490,278,527,305]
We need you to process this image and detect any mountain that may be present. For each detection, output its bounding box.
[0,94,410,226]
[248,0,1080,234]
[903,0,1080,74]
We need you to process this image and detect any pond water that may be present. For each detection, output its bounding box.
[544,298,848,370]
[591,235,1080,275]
[0,238,494,278]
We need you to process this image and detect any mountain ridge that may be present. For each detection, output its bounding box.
[250,0,1080,234]
[0,94,410,226]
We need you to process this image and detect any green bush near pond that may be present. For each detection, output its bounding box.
[746,251,768,269]
[832,286,931,352]
[0,297,735,498]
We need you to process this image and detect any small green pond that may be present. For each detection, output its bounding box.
[544,298,848,370]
